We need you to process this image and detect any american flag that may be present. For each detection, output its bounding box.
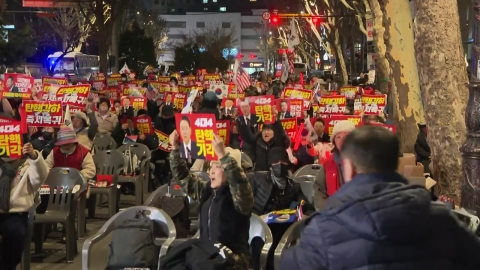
[146,88,158,100]
[233,60,251,93]
[88,91,98,101]
[288,53,295,74]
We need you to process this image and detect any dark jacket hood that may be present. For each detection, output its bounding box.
[323,172,432,243]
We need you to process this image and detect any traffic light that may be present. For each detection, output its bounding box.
[270,15,279,25]
[249,54,256,59]
[237,54,243,59]
[312,16,320,24]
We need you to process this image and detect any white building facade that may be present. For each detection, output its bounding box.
[160,10,267,74]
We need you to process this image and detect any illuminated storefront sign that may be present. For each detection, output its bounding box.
[242,62,264,68]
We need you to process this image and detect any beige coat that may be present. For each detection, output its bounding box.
[94,112,118,135]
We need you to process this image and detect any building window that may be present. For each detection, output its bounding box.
[241,35,259,40]
[197,22,206,28]
[166,21,187,28]
[220,7,226,11]
[213,0,217,2]
[203,0,207,3]
[241,22,261,29]
[222,22,231,28]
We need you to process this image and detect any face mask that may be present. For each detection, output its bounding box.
[271,163,289,178]
[42,132,53,141]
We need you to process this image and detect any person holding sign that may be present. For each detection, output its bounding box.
[0,142,48,270]
[167,130,253,269]
[95,98,119,135]
[178,115,202,160]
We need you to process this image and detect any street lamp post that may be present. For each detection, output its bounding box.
[460,0,480,214]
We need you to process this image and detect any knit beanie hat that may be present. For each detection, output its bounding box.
[55,127,78,146]
[331,120,356,143]
[268,147,290,164]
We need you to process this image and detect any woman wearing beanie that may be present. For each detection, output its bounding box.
[310,120,356,210]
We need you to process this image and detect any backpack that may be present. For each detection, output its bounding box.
[153,185,191,238]
[106,211,162,269]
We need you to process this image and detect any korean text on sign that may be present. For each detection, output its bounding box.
[281,118,297,139]
[216,120,230,146]
[319,96,347,115]
[175,113,218,161]
[324,115,362,136]
[361,94,386,115]
[339,86,358,99]
[21,101,63,127]
[155,129,172,152]
[42,76,68,85]
[283,88,312,110]
[250,95,275,124]
[56,84,90,108]
[289,100,303,117]
[130,97,147,111]
[0,122,23,159]
[173,93,187,109]
[134,115,153,135]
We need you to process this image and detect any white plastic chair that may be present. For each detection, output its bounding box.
[81,206,176,270]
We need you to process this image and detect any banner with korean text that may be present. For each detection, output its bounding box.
[122,86,146,97]
[319,96,347,115]
[275,99,303,118]
[92,77,106,90]
[324,115,362,136]
[106,75,122,87]
[134,115,154,135]
[175,113,217,160]
[2,73,34,99]
[121,97,147,111]
[42,76,68,85]
[20,101,63,127]
[155,129,172,152]
[249,95,275,124]
[168,93,187,109]
[339,86,358,99]
[283,88,312,110]
[361,94,386,115]
[0,122,23,159]
[281,118,298,139]
[55,84,90,108]
[216,120,230,146]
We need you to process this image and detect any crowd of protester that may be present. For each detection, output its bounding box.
[0,68,477,270]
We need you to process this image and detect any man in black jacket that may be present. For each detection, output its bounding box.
[281,126,480,270]
[414,123,431,174]
[236,98,258,162]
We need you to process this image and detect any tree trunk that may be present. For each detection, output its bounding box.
[382,0,425,153]
[333,28,348,86]
[413,0,467,201]
[369,0,389,94]
[98,33,110,74]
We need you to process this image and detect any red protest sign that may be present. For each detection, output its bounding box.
[175,113,217,160]
[281,118,298,139]
[20,101,63,127]
[56,84,90,108]
[171,93,187,109]
[42,76,68,86]
[108,87,119,100]
[134,115,154,135]
[121,97,147,111]
[106,76,122,87]
[324,115,362,137]
[92,77,106,90]
[0,122,23,159]
[216,120,230,146]
[361,94,387,115]
[319,96,347,115]
[155,129,172,152]
[339,86,359,99]
[249,95,275,124]
[2,73,33,99]
[275,99,304,118]
[283,88,312,110]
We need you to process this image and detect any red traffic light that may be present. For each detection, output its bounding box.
[312,16,320,24]
[249,54,256,59]
[237,54,243,59]
[316,58,321,64]
[271,16,279,24]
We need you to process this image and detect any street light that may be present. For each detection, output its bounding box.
[269,31,272,35]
